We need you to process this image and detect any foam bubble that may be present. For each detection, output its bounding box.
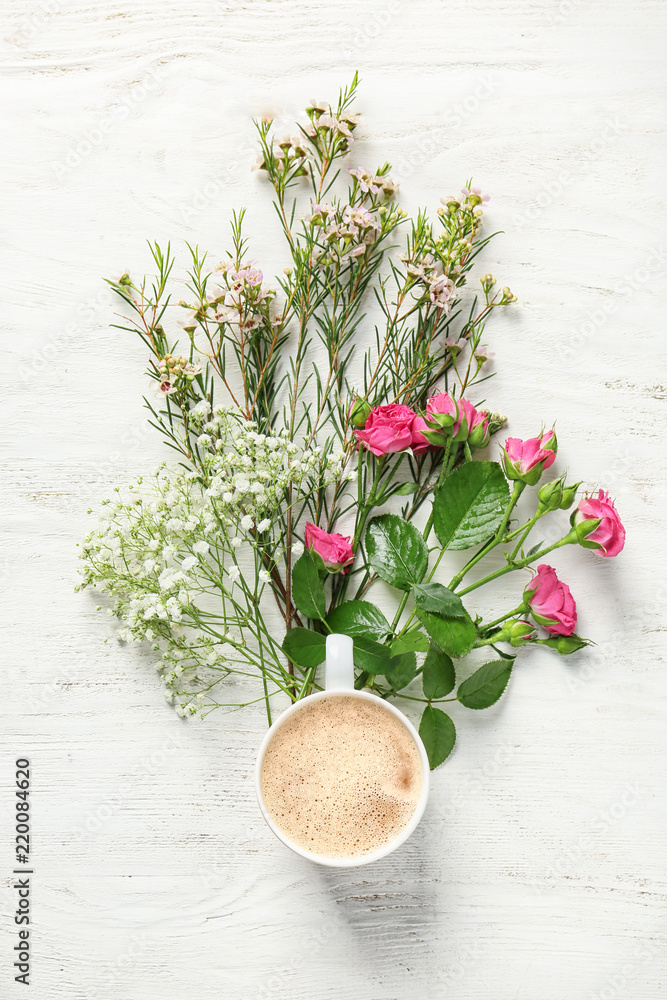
[261,695,422,859]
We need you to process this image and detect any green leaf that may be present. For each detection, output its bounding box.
[457,659,513,709]
[417,609,476,658]
[390,630,430,656]
[433,461,510,551]
[419,706,456,769]
[365,514,429,591]
[422,643,456,699]
[292,552,326,620]
[352,636,391,674]
[412,583,466,619]
[383,651,418,691]
[326,600,391,640]
[393,482,419,496]
[282,628,326,668]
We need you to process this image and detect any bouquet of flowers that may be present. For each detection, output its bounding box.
[78,76,625,768]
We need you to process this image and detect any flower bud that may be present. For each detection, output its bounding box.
[468,411,491,450]
[570,490,626,558]
[537,477,563,513]
[560,482,579,509]
[496,619,537,647]
[537,475,581,514]
[542,634,590,655]
[305,522,354,574]
[486,411,507,435]
[524,564,577,636]
[348,396,372,430]
[423,406,457,434]
[415,421,451,448]
[501,430,557,486]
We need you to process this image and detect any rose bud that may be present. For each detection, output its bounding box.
[415,393,464,448]
[304,522,354,573]
[348,396,372,430]
[537,475,581,514]
[542,633,590,655]
[524,563,577,636]
[421,393,487,445]
[500,429,557,486]
[422,392,460,436]
[467,407,490,450]
[495,619,537,647]
[571,489,626,557]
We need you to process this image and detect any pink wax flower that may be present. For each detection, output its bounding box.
[573,490,626,557]
[355,404,417,457]
[501,430,557,486]
[304,522,354,573]
[524,564,577,637]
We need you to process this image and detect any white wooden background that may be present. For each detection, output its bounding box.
[1,1,666,997]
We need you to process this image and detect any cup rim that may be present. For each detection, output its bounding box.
[255,688,430,868]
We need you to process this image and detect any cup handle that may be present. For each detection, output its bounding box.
[325,633,354,691]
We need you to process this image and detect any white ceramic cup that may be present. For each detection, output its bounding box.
[255,633,430,867]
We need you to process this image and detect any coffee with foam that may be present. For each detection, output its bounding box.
[260,695,423,859]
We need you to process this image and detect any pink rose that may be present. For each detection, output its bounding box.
[355,403,416,457]
[501,430,557,486]
[414,392,489,448]
[524,563,577,636]
[574,490,626,557]
[426,392,461,437]
[304,522,354,573]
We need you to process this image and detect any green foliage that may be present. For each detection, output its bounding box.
[412,583,466,619]
[326,601,391,640]
[291,551,326,621]
[433,461,510,550]
[282,628,326,667]
[383,651,418,691]
[366,515,429,590]
[417,609,477,658]
[419,707,456,768]
[422,643,456,699]
[457,660,514,709]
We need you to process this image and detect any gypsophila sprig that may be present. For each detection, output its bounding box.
[81,77,625,764]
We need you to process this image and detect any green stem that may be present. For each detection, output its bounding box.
[393,692,458,704]
[480,604,527,632]
[391,591,411,631]
[509,512,540,561]
[497,481,526,539]
[335,454,386,606]
[457,530,577,597]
